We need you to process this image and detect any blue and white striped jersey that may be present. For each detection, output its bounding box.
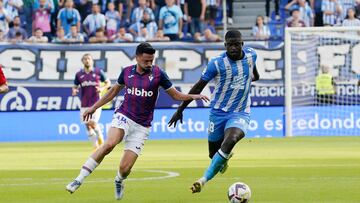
[201,47,257,113]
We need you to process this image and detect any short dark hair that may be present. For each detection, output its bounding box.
[225,30,242,40]
[136,42,156,55]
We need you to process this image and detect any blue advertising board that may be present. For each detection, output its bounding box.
[0,107,284,142]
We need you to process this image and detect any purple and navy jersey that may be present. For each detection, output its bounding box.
[116,65,173,127]
[74,67,107,107]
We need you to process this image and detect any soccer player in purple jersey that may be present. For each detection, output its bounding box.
[72,54,111,150]
[66,42,209,200]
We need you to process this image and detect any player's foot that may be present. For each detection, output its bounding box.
[114,180,125,200]
[66,180,81,194]
[220,152,234,174]
[190,179,205,193]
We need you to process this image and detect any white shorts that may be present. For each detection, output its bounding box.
[80,107,102,123]
[111,112,150,156]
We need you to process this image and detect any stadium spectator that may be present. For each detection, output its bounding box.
[131,0,154,24]
[340,0,356,20]
[33,0,52,41]
[286,0,314,26]
[83,4,106,37]
[168,30,259,194]
[312,0,324,26]
[27,27,48,43]
[9,30,24,43]
[71,53,111,150]
[89,28,108,43]
[356,0,360,17]
[205,0,219,27]
[57,0,81,35]
[316,65,336,104]
[184,0,206,36]
[194,28,220,42]
[3,0,23,22]
[128,10,157,40]
[65,42,209,200]
[110,26,133,42]
[342,7,360,25]
[266,0,280,22]
[252,15,270,40]
[7,16,27,40]
[322,0,342,26]
[65,24,84,43]
[159,0,183,40]
[105,2,121,39]
[134,27,149,41]
[150,0,166,21]
[74,0,92,21]
[226,0,233,25]
[286,8,306,27]
[51,27,66,43]
[22,0,34,36]
[0,64,9,93]
[148,29,170,41]
[0,1,11,35]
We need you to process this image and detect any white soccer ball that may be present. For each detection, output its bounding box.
[227,182,251,203]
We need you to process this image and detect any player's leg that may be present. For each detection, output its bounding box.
[91,108,104,146]
[66,127,125,194]
[191,113,226,193]
[114,118,149,200]
[80,107,98,149]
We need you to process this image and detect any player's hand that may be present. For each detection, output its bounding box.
[168,110,183,127]
[190,94,210,102]
[83,107,96,121]
[72,88,79,96]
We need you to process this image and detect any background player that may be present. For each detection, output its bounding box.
[66,42,209,200]
[72,54,111,150]
[168,30,260,193]
[0,64,9,93]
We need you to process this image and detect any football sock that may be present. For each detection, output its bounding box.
[87,129,98,148]
[94,125,104,146]
[115,170,126,182]
[75,157,99,183]
[203,149,229,182]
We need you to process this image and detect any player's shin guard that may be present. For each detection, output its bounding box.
[75,157,99,183]
[203,149,229,182]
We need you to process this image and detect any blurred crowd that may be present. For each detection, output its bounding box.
[252,0,360,40]
[0,0,227,43]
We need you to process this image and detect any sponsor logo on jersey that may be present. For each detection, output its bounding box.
[127,87,153,97]
[81,81,98,87]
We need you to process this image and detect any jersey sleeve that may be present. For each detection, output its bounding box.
[74,72,80,86]
[0,67,7,85]
[117,69,125,85]
[99,69,107,82]
[201,59,218,82]
[159,69,173,90]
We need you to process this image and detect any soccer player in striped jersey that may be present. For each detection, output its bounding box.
[66,42,209,199]
[72,54,111,150]
[168,30,260,193]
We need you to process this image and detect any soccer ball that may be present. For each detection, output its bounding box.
[227,182,251,203]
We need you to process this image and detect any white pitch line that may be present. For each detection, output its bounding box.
[0,170,180,186]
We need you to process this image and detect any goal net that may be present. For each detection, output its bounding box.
[285,27,360,137]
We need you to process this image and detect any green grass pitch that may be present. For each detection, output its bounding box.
[0,136,359,203]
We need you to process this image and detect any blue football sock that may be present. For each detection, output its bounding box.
[203,150,229,182]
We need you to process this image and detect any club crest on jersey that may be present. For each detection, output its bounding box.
[92,73,96,78]
[148,74,153,81]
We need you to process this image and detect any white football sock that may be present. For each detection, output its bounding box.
[87,129,98,148]
[75,157,99,183]
[115,170,126,182]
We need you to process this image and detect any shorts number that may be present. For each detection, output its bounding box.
[209,122,215,133]
[117,115,127,125]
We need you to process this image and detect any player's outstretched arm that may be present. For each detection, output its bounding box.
[168,79,208,127]
[83,84,123,121]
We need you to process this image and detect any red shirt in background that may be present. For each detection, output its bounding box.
[0,65,7,85]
